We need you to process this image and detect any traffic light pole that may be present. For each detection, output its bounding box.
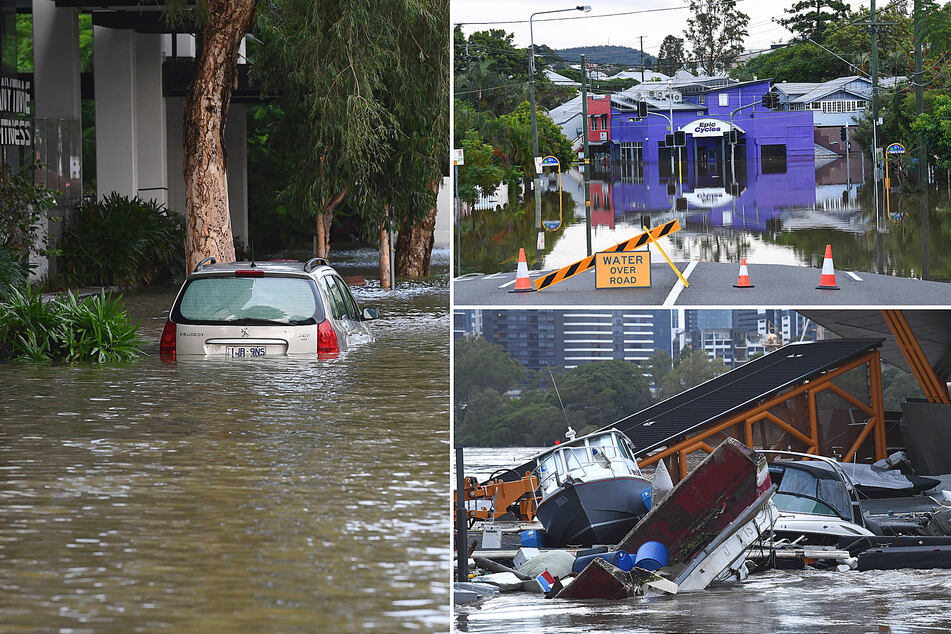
[729,96,772,183]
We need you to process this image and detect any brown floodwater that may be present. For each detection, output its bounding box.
[0,249,450,632]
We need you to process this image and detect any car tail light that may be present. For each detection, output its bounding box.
[317,319,339,358]
[160,319,176,357]
[235,270,265,277]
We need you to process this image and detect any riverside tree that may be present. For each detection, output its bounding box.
[777,0,850,43]
[656,35,686,76]
[173,0,257,272]
[255,0,447,284]
[683,0,749,75]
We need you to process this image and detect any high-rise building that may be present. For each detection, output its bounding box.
[468,309,673,370]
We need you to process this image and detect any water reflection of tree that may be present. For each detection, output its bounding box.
[762,187,951,282]
[457,190,576,275]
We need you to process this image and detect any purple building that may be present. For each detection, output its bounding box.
[597,79,815,182]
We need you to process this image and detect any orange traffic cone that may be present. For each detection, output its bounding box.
[816,244,839,290]
[509,248,535,293]
[733,258,754,288]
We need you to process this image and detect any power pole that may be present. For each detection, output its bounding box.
[640,35,645,83]
[914,0,928,185]
[582,54,592,257]
[870,0,880,214]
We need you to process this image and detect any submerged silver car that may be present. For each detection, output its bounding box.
[160,257,379,359]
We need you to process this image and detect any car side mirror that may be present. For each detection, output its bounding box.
[362,307,380,320]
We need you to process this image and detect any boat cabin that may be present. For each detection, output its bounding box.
[768,459,865,526]
[534,429,642,499]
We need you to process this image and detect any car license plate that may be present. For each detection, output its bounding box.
[226,346,266,358]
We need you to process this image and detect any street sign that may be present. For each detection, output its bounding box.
[595,251,650,288]
[541,156,560,166]
[452,148,464,166]
[534,156,544,174]
[885,143,906,155]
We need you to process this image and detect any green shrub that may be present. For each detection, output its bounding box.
[0,286,142,363]
[0,245,28,300]
[58,193,185,288]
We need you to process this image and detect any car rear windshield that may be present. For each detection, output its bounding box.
[176,276,323,324]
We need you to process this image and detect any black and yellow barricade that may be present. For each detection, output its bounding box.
[533,219,682,291]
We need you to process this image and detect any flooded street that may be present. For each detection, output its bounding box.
[457,447,951,633]
[458,158,951,282]
[0,249,450,632]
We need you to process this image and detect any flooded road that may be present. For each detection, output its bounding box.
[458,158,951,282]
[0,249,450,632]
[457,447,951,633]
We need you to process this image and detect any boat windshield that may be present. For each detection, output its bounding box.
[773,464,851,520]
[535,431,640,495]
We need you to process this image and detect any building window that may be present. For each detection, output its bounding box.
[698,94,705,104]
[761,144,787,174]
[719,93,729,107]
[591,116,598,131]
[600,114,608,129]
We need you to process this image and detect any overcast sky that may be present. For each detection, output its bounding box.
[452,0,865,59]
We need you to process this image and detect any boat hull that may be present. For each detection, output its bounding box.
[536,476,651,546]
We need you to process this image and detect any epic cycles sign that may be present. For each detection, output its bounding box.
[680,118,739,138]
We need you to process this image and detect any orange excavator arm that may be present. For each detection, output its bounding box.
[454,472,539,523]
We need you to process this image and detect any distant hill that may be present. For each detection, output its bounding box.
[554,46,655,67]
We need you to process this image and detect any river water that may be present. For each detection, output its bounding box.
[456,447,951,633]
[459,157,951,282]
[0,249,450,633]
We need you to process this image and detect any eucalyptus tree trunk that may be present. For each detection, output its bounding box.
[182,0,257,272]
[378,208,391,290]
[316,189,347,258]
[395,179,440,278]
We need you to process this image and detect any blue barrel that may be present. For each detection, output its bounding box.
[641,487,652,511]
[634,541,669,571]
[571,550,634,574]
[520,529,547,548]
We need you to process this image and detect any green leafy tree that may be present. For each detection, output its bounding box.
[660,347,729,399]
[684,0,750,75]
[734,41,849,83]
[496,101,572,186]
[454,336,527,418]
[912,94,951,170]
[777,0,851,43]
[882,366,926,410]
[645,349,674,391]
[558,360,653,429]
[457,129,507,210]
[657,35,686,76]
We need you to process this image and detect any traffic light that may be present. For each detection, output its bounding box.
[638,101,648,118]
[728,130,739,144]
[674,130,686,147]
[840,126,847,142]
[761,92,778,109]
[665,133,674,147]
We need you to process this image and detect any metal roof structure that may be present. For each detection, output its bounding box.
[608,338,884,457]
[498,338,883,480]
[801,310,951,380]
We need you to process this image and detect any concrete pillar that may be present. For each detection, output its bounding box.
[93,26,136,198]
[134,34,167,207]
[32,0,82,280]
[165,96,186,213]
[225,103,247,243]
[32,1,80,119]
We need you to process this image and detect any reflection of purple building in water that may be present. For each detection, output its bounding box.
[601,159,818,232]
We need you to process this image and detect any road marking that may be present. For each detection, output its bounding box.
[484,272,504,279]
[663,261,698,307]
[498,278,516,289]
[846,271,863,281]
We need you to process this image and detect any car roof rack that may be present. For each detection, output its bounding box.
[303,257,329,272]
[193,256,216,272]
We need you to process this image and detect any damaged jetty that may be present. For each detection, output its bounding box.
[455,335,951,606]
